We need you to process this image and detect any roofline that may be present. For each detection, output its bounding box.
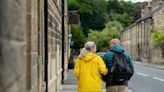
[121,2,164,33]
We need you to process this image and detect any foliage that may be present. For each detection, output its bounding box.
[105,21,123,31]
[68,0,145,36]
[68,51,75,69]
[69,51,74,64]
[68,0,146,51]
[87,21,123,51]
[68,0,80,10]
[107,0,146,27]
[71,25,86,50]
[68,0,107,36]
[113,13,133,27]
[153,31,164,45]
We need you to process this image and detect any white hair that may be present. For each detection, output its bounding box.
[110,38,120,45]
[79,41,96,58]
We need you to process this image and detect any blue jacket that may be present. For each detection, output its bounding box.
[103,45,134,86]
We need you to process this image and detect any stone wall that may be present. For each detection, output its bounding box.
[0,0,27,92]
[0,0,69,92]
[26,0,45,92]
[121,1,164,64]
[47,0,62,91]
[121,18,154,63]
[151,3,164,64]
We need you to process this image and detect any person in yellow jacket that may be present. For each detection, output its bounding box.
[74,41,108,92]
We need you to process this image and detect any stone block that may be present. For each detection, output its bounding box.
[0,0,26,41]
[1,40,26,86]
[31,66,38,88]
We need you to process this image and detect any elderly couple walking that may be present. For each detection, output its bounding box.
[74,38,134,92]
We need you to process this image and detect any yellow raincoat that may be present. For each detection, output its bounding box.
[74,53,108,92]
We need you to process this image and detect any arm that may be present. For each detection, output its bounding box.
[103,53,108,66]
[124,52,134,75]
[103,52,114,72]
[98,56,108,75]
[74,58,80,80]
[126,53,134,73]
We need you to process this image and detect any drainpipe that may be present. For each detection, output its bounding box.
[61,0,65,84]
[44,0,48,91]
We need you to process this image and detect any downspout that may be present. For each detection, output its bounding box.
[44,0,48,91]
[61,0,65,84]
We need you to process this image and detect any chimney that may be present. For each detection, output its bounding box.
[143,4,152,15]
[141,9,145,17]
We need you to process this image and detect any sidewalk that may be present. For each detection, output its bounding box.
[134,61,164,70]
[59,60,164,92]
[59,69,77,92]
[59,56,78,92]
[59,69,106,92]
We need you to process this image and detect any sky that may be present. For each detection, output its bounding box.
[123,0,150,3]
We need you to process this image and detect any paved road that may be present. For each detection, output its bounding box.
[59,63,164,92]
[129,64,164,92]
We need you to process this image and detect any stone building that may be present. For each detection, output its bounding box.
[0,0,70,92]
[121,0,164,64]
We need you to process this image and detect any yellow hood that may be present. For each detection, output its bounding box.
[81,53,96,62]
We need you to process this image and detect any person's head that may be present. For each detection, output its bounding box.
[79,41,96,58]
[109,38,120,48]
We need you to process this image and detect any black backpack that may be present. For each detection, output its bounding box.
[110,51,132,83]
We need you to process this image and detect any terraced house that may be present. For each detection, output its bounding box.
[121,0,164,64]
[0,0,70,92]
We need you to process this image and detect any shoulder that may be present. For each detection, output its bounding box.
[77,57,81,60]
[104,51,114,57]
[94,54,102,60]
[123,52,131,58]
[103,51,115,62]
[123,51,132,63]
[76,57,83,63]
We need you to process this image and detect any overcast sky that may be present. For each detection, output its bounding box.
[123,0,150,3]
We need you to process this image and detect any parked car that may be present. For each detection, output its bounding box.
[96,52,106,58]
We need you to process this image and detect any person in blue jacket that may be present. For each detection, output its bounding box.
[103,38,134,92]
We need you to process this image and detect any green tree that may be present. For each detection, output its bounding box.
[113,13,133,27]
[87,30,100,47]
[68,0,107,36]
[107,0,146,27]
[68,0,145,39]
[71,25,86,50]
[68,0,80,10]
[87,21,123,51]
[153,31,164,45]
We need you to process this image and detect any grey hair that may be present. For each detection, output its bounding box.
[79,41,96,58]
[110,38,120,44]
